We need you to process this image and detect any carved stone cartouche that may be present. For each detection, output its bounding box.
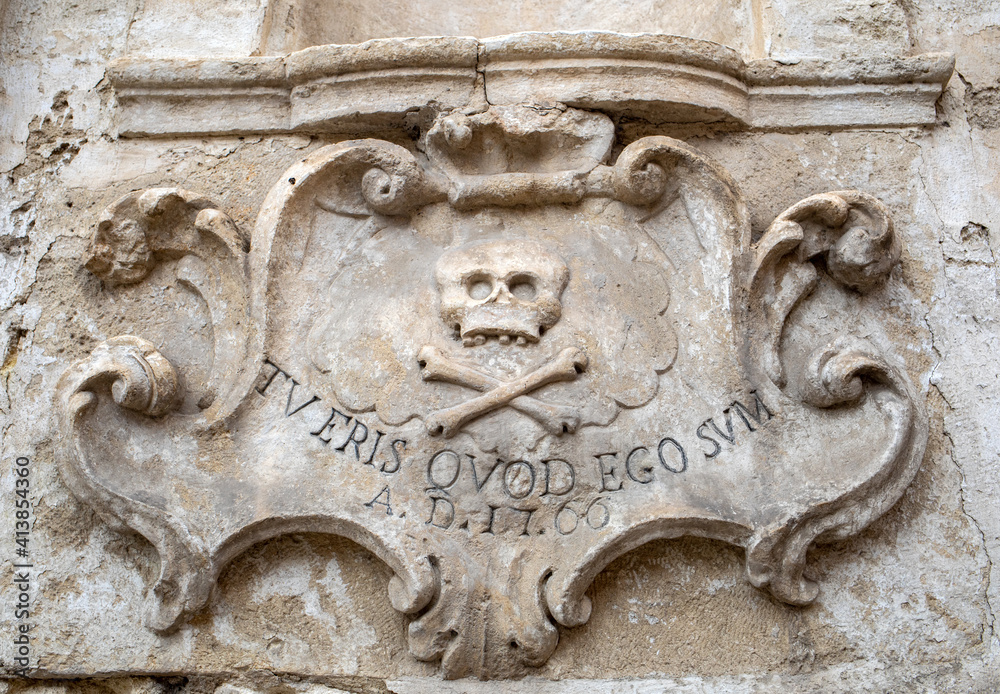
[57,104,926,679]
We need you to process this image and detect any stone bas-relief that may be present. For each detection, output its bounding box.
[55,104,926,679]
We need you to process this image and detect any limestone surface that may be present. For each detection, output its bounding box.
[0,1,998,692]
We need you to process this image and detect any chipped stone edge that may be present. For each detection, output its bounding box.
[107,32,956,136]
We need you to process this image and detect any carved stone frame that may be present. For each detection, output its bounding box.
[58,104,926,679]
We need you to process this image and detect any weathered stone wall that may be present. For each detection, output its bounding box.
[1,1,998,692]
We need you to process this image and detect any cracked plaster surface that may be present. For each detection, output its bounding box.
[1,0,999,691]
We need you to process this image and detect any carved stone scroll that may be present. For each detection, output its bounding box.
[84,188,252,418]
[57,105,927,679]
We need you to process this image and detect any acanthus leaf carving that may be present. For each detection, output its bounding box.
[57,105,928,680]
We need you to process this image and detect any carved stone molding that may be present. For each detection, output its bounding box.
[58,105,927,679]
[109,32,954,136]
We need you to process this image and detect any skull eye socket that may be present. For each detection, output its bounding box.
[466,275,494,300]
[508,275,537,301]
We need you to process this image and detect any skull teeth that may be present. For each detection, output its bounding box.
[461,332,532,347]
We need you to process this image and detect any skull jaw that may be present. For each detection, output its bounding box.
[457,306,544,346]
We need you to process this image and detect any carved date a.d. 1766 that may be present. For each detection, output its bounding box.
[57,105,926,679]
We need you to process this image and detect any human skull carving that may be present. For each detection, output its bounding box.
[436,239,569,346]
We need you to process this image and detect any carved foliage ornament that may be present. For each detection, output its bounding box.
[58,105,926,678]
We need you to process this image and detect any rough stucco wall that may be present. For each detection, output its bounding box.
[257,0,760,55]
[0,1,998,692]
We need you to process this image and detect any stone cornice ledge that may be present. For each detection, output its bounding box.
[109,32,955,136]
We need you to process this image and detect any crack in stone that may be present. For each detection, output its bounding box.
[937,418,997,645]
[475,39,492,108]
[924,264,999,650]
[916,116,999,643]
[906,94,999,646]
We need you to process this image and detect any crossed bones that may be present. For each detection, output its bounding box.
[417,345,588,438]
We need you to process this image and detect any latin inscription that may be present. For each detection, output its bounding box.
[255,359,406,474]
[255,361,775,535]
[696,393,775,459]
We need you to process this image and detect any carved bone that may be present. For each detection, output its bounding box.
[423,346,588,437]
[417,345,582,434]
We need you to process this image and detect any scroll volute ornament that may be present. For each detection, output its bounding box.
[743,191,922,605]
[747,190,900,388]
[57,105,926,679]
[84,188,251,418]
